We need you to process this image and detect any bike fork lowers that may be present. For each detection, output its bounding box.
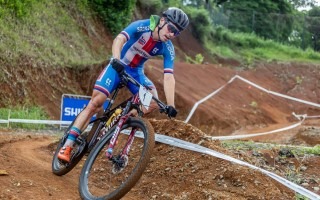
[106,116,137,160]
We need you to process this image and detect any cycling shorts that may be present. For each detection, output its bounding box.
[94,62,156,96]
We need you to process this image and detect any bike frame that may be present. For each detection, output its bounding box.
[106,93,141,159]
[83,85,126,153]
[83,78,144,161]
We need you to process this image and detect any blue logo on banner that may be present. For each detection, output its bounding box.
[61,95,109,122]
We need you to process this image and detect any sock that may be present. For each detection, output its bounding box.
[64,126,81,147]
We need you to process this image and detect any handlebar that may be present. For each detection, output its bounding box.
[110,59,177,118]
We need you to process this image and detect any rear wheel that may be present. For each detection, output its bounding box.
[79,117,155,200]
[51,120,89,176]
[52,116,102,176]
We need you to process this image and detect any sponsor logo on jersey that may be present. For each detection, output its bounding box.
[138,36,146,45]
[152,47,159,54]
[165,42,175,60]
[132,46,150,58]
[137,26,150,32]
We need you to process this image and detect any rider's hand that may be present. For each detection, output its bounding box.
[111,58,124,73]
[166,106,177,118]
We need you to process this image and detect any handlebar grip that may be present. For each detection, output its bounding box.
[166,106,177,118]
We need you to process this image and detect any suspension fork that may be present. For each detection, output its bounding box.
[105,94,141,159]
[106,114,130,159]
[121,127,138,156]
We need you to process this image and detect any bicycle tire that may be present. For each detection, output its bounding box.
[79,117,155,200]
[52,116,101,176]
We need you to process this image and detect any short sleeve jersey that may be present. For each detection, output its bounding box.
[120,19,175,74]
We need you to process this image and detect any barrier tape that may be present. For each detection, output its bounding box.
[205,117,305,140]
[154,133,320,200]
[0,119,72,125]
[123,130,319,200]
[0,117,319,198]
[1,74,320,198]
[185,75,320,123]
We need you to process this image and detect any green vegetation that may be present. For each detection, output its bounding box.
[295,194,310,200]
[0,0,108,67]
[182,0,320,65]
[0,0,35,18]
[1,0,320,68]
[221,140,320,156]
[185,53,204,64]
[0,106,48,129]
[90,0,136,35]
[1,0,320,123]
[204,26,320,65]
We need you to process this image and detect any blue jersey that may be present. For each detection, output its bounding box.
[120,19,175,74]
[94,19,175,97]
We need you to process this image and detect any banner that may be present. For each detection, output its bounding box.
[60,94,109,125]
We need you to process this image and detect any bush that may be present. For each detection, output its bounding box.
[137,0,163,17]
[89,0,136,35]
[185,7,211,43]
[0,0,36,18]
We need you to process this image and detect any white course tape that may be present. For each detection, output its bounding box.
[293,112,320,119]
[0,118,318,198]
[185,75,320,123]
[0,119,72,125]
[8,119,72,125]
[154,133,320,200]
[126,130,320,199]
[205,119,304,140]
[0,119,8,123]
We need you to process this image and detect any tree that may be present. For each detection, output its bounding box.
[219,0,295,42]
[307,6,320,51]
[288,0,317,9]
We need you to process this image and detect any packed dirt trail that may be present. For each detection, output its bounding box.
[0,126,296,200]
[0,134,80,200]
[1,59,320,199]
[2,59,320,199]
[1,117,320,200]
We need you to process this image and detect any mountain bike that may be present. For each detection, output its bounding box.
[52,59,176,199]
[51,82,127,176]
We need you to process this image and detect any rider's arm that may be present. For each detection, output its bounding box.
[162,41,176,107]
[112,34,127,60]
[113,20,148,60]
[163,73,176,107]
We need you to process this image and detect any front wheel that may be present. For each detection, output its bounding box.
[79,117,155,200]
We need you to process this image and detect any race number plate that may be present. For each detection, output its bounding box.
[139,85,153,110]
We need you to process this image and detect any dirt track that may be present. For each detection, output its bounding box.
[1,118,320,200]
[1,59,320,199]
[0,133,293,200]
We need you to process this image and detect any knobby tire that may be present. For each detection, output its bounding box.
[79,117,155,200]
[52,114,101,176]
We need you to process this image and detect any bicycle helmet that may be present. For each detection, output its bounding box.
[162,7,189,31]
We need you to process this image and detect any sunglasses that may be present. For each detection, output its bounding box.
[166,21,180,36]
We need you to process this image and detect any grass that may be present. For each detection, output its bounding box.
[0,106,49,129]
[205,26,320,65]
[221,140,320,156]
[0,1,108,68]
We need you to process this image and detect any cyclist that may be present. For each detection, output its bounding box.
[58,7,189,162]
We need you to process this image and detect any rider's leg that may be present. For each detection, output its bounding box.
[58,62,119,162]
[58,90,108,162]
[66,90,108,144]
